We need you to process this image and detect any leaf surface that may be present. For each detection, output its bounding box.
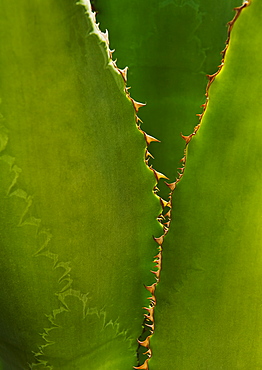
[95,0,241,197]
[0,1,162,368]
[151,1,262,368]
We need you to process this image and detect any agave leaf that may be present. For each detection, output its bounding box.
[0,0,162,368]
[151,1,262,368]
[95,0,241,198]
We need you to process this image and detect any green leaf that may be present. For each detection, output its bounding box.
[95,0,241,198]
[151,1,262,368]
[0,1,161,368]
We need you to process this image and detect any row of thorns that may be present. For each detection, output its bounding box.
[91,1,250,368]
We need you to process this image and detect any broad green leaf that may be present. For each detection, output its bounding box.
[95,0,241,198]
[151,1,262,368]
[0,1,162,368]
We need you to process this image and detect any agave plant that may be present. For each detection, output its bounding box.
[0,0,261,369]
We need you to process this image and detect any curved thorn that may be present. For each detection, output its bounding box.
[131,99,146,112]
[133,359,149,370]
[118,66,128,82]
[143,133,160,145]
